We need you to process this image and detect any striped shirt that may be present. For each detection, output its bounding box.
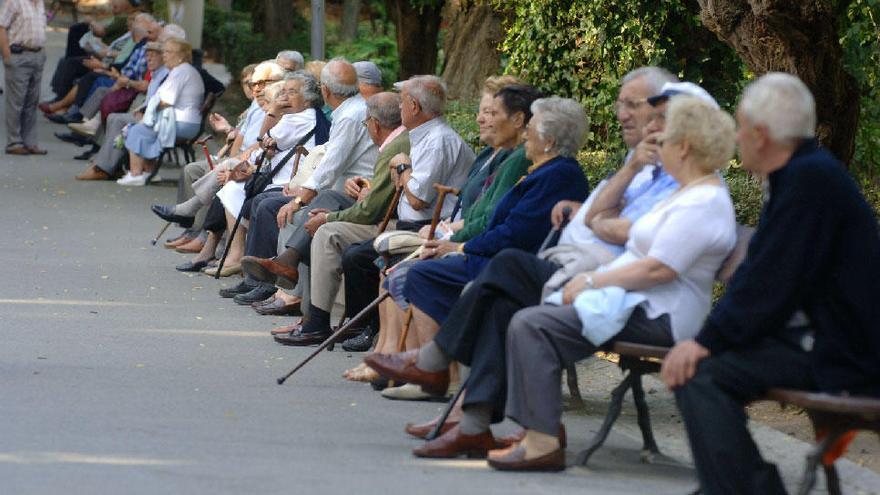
[0,0,46,49]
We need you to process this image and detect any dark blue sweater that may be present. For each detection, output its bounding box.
[695,140,880,396]
[462,155,590,277]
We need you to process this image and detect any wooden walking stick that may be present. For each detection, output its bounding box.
[391,184,460,383]
[276,178,409,381]
[425,206,574,440]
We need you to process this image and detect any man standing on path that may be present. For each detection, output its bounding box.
[0,0,47,155]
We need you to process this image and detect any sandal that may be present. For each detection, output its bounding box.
[6,143,29,155]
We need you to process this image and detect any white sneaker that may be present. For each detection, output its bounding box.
[68,114,100,137]
[149,173,162,183]
[116,173,148,186]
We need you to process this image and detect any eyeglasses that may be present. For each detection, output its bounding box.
[249,78,281,89]
[614,98,648,113]
[362,116,375,127]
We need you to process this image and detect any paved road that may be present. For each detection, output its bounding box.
[1,30,877,495]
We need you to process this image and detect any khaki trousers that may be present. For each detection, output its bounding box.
[309,221,385,313]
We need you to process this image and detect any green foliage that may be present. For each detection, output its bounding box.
[202,1,309,81]
[840,0,880,181]
[327,25,399,87]
[490,0,745,151]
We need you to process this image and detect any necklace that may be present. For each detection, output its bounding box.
[655,172,720,209]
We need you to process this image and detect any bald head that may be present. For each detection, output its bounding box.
[321,59,359,98]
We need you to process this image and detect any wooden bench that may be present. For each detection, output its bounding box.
[581,342,880,495]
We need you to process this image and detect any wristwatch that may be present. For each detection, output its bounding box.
[396,163,411,176]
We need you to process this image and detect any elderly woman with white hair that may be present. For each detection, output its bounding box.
[118,37,204,185]
[484,96,738,472]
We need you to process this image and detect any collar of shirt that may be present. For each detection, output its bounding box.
[330,93,365,122]
[408,117,447,147]
[379,126,407,152]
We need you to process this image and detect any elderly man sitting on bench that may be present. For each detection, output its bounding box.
[660,73,880,495]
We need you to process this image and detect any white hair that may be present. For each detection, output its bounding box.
[622,66,678,94]
[251,61,285,83]
[320,58,359,97]
[276,50,305,71]
[160,24,186,42]
[404,75,447,117]
[739,72,816,142]
[531,96,589,158]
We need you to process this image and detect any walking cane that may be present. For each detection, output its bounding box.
[425,206,573,440]
[394,184,460,354]
[277,182,409,384]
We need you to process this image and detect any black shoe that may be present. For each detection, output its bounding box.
[46,113,70,124]
[341,326,377,352]
[74,145,98,160]
[176,259,210,272]
[219,280,253,298]
[54,131,91,146]
[151,204,195,229]
[233,285,277,305]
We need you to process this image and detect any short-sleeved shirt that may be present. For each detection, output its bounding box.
[605,183,736,341]
[157,63,205,124]
[301,94,377,193]
[0,0,46,48]
[400,117,476,222]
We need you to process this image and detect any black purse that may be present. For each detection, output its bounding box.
[244,127,315,198]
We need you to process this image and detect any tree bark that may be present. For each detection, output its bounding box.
[385,0,444,79]
[341,0,362,42]
[440,0,503,100]
[697,0,859,165]
[254,0,295,41]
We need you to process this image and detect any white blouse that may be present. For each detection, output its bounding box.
[157,63,205,125]
[604,183,737,341]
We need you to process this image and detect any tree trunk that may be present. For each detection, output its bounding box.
[254,0,295,41]
[385,0,444,79]
[341,0,362,42]
[440,0,503,100]
[697,0,859,165]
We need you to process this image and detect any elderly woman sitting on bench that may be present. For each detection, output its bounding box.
[490,95,739,472]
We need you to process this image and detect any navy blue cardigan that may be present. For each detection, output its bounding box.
[462,155,590,278]
[695,140,880,396]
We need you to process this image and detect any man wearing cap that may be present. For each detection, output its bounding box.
[0,0,47,155]
[353,61,383,99]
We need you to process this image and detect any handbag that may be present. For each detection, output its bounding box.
[244,127,315,198]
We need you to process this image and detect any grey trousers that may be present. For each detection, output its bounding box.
[95,112,134,174]
[80,86,111,119]
[285,190,356,262]
[4,51,45,148]
[177,159,211,230]
[505,305,672,435]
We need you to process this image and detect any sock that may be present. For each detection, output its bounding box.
[274,247,300,268]
[415,341,450,372]
[521,429,560,459]
[173,196,202,217]
[300,304,330,334]
[458,403,492,435]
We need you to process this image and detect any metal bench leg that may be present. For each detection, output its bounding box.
[631,372,660,463]
[824,463,841,495]
[576,372,635,465]
[565,364,584,408]
[796,430,841,495]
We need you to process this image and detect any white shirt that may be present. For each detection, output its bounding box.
[399,117,476,221]
[604,183,736,341]
[157,63,205,124]
[241,99,266,148]
[248,107,318,186]
[302,94,377,193]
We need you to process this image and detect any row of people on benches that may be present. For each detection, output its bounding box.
[149,59,879,493]
[40,10,225,185]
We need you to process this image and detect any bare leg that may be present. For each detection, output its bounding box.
[128,150,145,176]
[412,306,440,347]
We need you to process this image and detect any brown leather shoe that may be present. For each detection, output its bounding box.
[487,443,565,472]
[164,234,193,249]
[412,425,496,459]
[75,165,111,181]
[240,256,299,289]
[405,419,459,439]
[364,350,450,396]
[175,237,205,254]
[274,326,331,346]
